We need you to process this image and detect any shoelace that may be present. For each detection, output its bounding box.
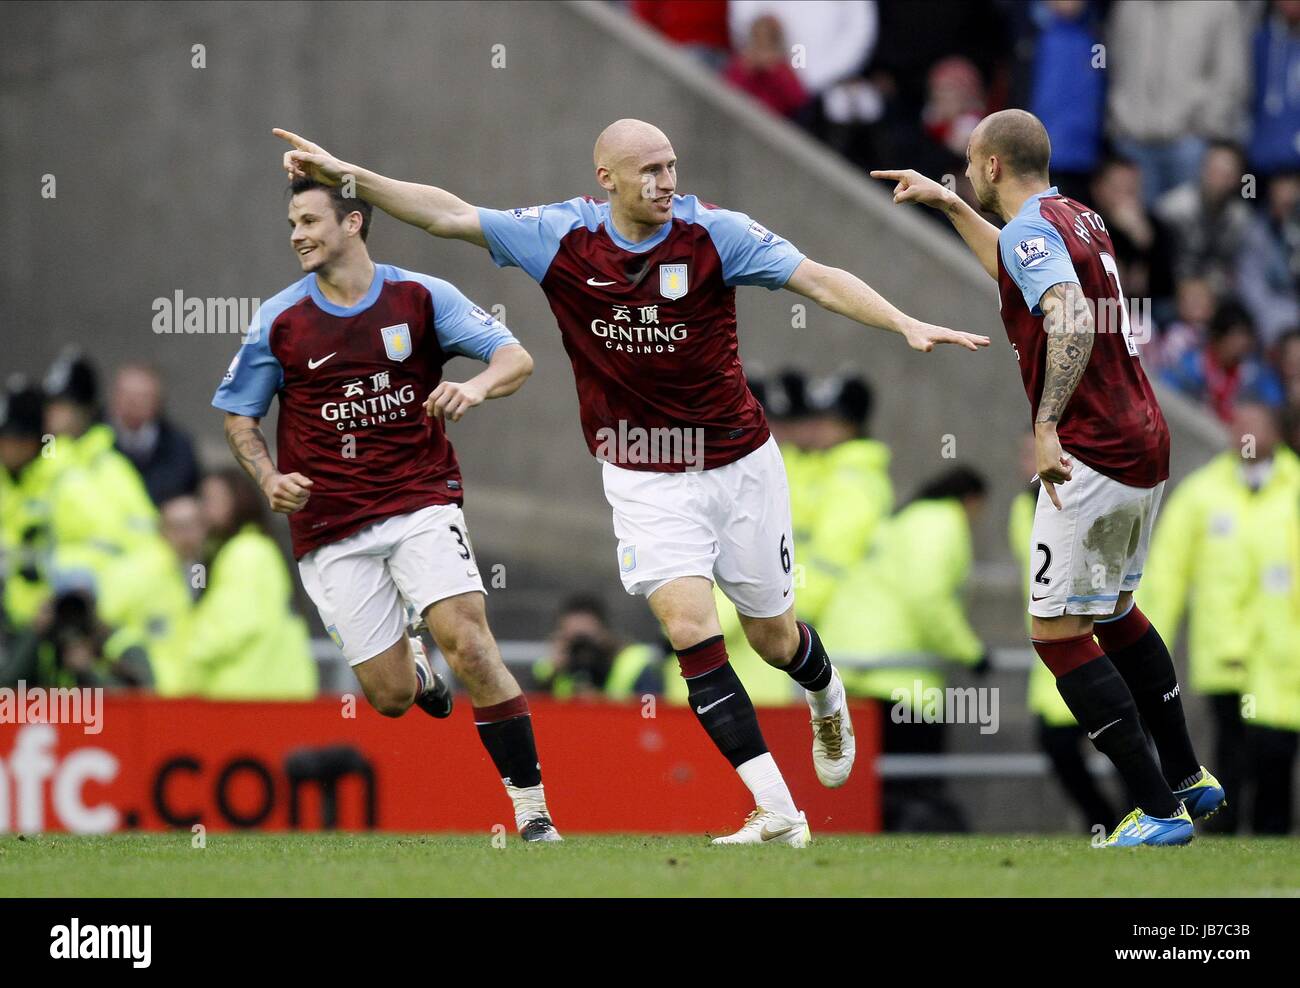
[813,715,843,758]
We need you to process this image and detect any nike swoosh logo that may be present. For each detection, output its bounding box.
[307,352,337,370]
[1031,593,1051,601]
[760,823,796,841]
[1088,718,1121,740]
[695,693,735,715]
[586,277,617,287]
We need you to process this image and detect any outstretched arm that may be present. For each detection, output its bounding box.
[869,169,1001,280]
[784,259,990,352]
[1034,281,1094,509]
[223,413,314,513]
[273,129,487,247]
[425,343,534,422]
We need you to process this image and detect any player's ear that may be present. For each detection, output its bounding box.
[595,165,616,194]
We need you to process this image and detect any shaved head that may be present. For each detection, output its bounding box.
[970,109,1052,180]
[593,118,678,236]
[594,118,672,170]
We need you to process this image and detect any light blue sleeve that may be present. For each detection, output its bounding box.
[211,303,285,417]
[476,199,588,282]
[699,207,805,289]
[427,278,520,361]
[999,215,1080,315]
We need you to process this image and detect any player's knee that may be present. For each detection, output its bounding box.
[441,625,499,678]
[742,618,799,665]
[368,683,415,718]
[664,617,718,652]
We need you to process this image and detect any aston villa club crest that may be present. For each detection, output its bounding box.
[659,263,688,300]
[380,323,412,362]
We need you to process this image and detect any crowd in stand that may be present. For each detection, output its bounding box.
[0,352,317,699]
[627,0,1300,437]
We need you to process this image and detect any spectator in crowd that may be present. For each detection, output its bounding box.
[1088,155,1175,305]
[629,0,731,71]
[1028,0,1106,201]
[1141,400,1300,833]
[1154,142,1253,292]
[1238,172,1300,347]
[1009,433,1119,835]
[723,13,809,119]
[38,351,193,665]
[1148,276,1216,375]
[1105,1,1249,207]
[109,363,200,506]
[0,377,54,629]
[729,0,878,98]
[187,468,316,700]
[819,467,990,832]
[1249,0,1300,177]
[533,595,664,700]
[1161,299,1285,422]
[159,494,207,601]
[921,56,987,170]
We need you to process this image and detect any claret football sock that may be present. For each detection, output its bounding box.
[473,694,544,791]
[677,636,797,813]
[1034,633,1181,819]
[1095,604,1201,789]
[782,621,839,716]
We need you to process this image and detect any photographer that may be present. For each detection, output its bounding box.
[6,573,153,689]
[533,596,663,700]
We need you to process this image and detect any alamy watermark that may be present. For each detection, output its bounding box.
[890,681,999,735]
[594,420,706,472]
[0,681,103,735]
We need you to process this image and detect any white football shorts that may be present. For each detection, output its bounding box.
[1027,456,1164,618]
[601,435,796,619]
[298,503,485,665]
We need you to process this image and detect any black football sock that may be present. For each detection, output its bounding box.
[473,695,543,789]
[782,621,834,692]
[1095,605,1201,789]
[676,636,768,768]
[1034,634,1180,818]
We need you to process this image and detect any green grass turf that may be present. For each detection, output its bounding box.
[1,833,1297,897]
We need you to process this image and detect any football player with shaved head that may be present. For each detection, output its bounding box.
[274,119,988,845]
[873,109,1223,847]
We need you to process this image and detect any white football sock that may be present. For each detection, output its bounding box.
[735,753,799,818]
[805,666,844,719]
[504,782,550,830]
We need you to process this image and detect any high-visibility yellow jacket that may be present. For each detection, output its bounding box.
[189,526,317,700]
[1011,487,1077,726]
[0,452,61,627]
[1140,449,1300,729]
[819,498,983,703]
[47,424,158,552]
[790,438,894,624]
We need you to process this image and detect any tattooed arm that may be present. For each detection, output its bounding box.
[1034,281,1093,509]
[224,413,313,513]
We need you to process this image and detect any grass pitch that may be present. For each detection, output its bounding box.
[2,833,1297,897]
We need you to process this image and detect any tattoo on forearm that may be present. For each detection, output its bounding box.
[226,424,274,487]
[1036,282,1094,425]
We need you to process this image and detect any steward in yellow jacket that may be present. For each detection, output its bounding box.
[190,523,317,700]
[1139,403,1300,833]
[819,468,989,704]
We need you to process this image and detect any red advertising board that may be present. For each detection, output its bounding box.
[0,696,880,834]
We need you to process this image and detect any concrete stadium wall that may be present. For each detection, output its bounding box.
[4,0,1223,646]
